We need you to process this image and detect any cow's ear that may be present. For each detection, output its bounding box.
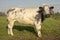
[50,6,54,9]
[39,7,43,10]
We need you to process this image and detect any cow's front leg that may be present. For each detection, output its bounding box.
[35,21,42,38]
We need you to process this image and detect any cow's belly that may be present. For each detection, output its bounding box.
[16,16,35,25]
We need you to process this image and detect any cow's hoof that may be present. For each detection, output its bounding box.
[38,34,42,38]
[11,33,14,36]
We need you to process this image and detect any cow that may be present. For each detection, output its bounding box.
[7,5,54,38]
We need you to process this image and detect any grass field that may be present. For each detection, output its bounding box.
[0,14,60,40]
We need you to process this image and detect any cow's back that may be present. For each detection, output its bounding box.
[7,8,40,25]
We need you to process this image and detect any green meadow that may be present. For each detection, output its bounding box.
[0,14,60,40]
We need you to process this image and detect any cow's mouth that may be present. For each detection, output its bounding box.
[45,14,50,18]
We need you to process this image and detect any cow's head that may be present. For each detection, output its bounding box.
[39,5,54,18]
[38,5,54,22]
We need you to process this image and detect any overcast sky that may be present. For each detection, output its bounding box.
[0,0,60,12]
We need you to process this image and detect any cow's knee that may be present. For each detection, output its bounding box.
[8,24,12,28]
[8,20,15,28]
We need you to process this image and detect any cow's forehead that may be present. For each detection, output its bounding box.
[43,5,49,8]
[43,5,50,10]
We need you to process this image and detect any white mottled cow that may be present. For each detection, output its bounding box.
[7,5,54,38]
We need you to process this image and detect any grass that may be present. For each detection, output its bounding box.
[0,15,60,40]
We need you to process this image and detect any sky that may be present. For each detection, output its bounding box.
[0,0,60,12]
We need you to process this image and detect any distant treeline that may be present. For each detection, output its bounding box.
[0,12,6,16]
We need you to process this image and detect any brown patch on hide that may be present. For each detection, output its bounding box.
[7,8,15,13]
[20,8,25,12]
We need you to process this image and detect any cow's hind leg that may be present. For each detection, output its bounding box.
[35,21,42,38]
[8,19,15,36]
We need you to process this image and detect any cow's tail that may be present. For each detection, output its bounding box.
[5,11,9,21]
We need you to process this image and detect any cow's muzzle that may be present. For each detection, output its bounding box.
[45,14,50,18]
